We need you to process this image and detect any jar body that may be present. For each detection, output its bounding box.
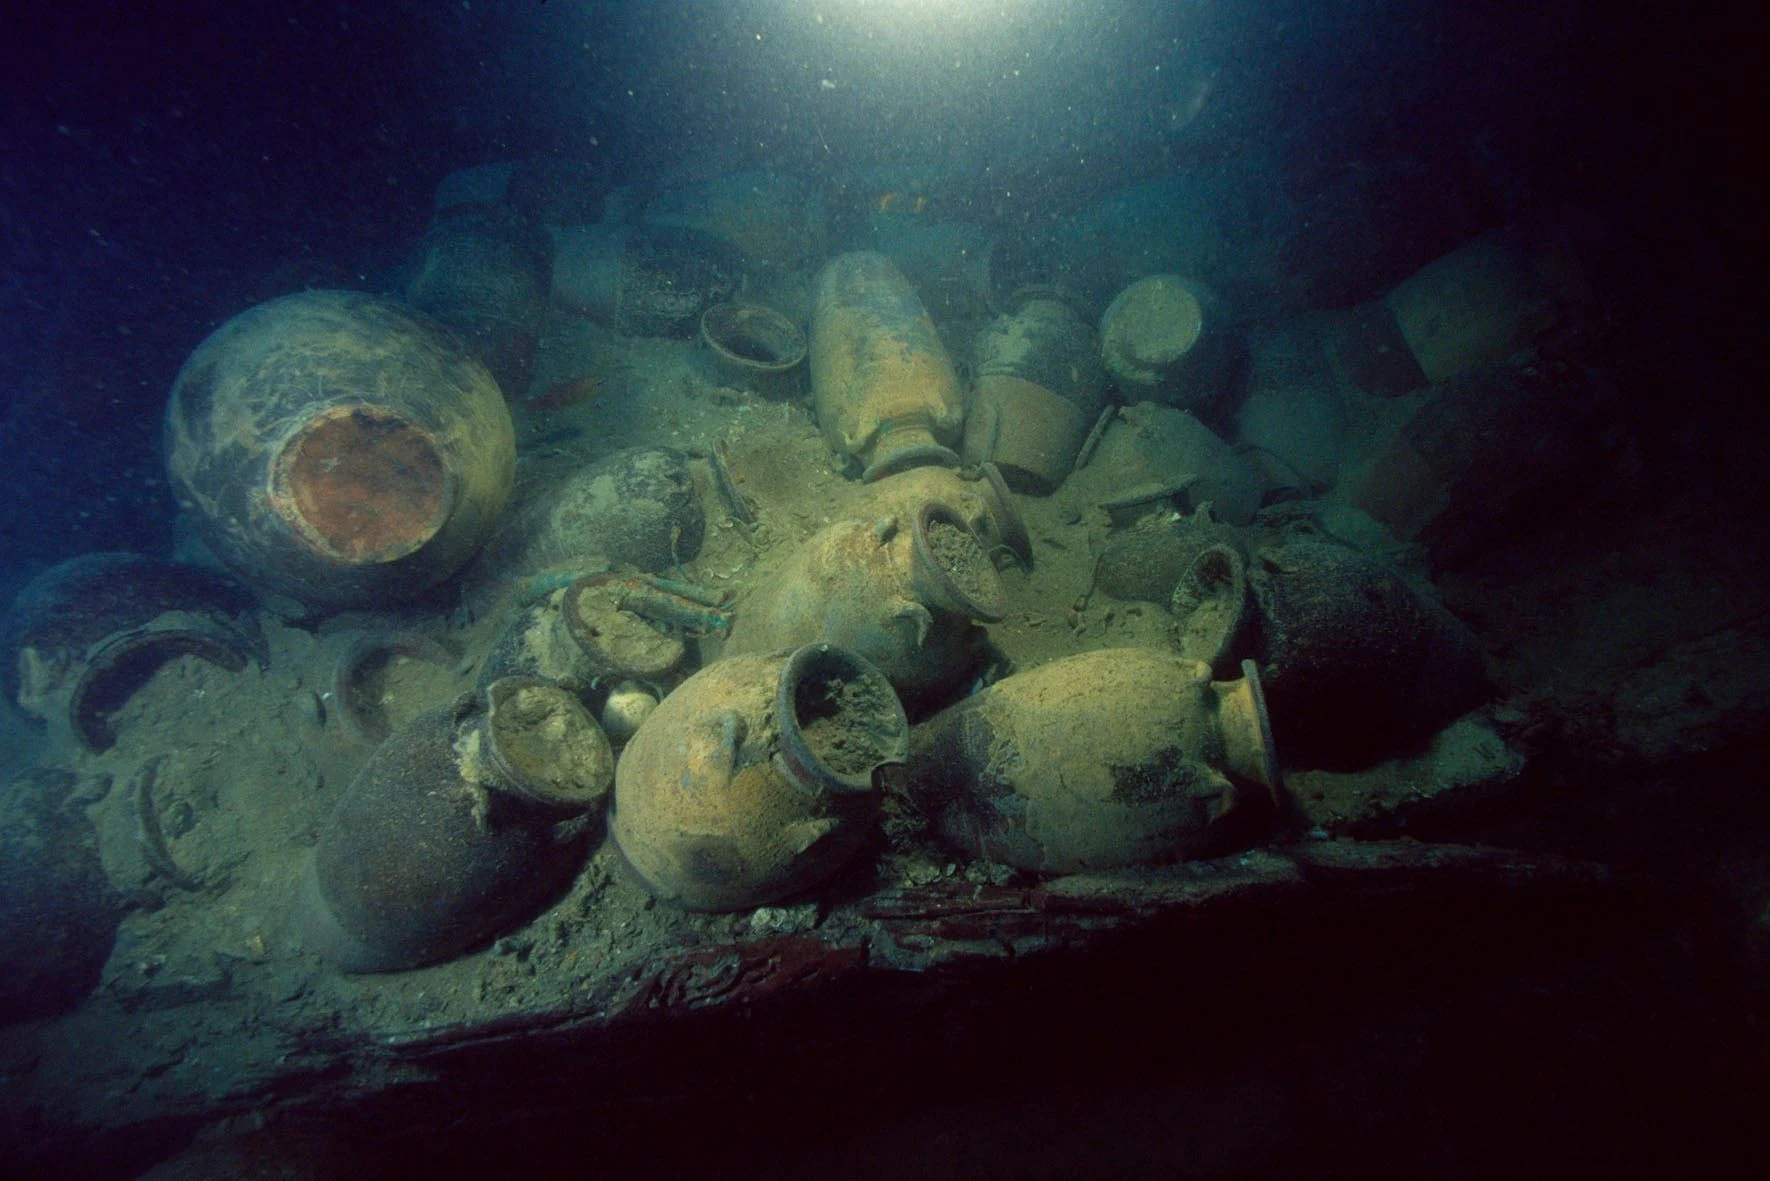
[610,645,908,911]
[163,291,515,613]
[810,252,966,481]
[901,648,1277,873]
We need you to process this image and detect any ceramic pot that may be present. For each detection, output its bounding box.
[1387,227,1591,386]
[864,218,1005,329]
[1093,506,1244,606]
[405,203,554,400]
[1342,355,1612,559]
[1099,275,1239,421]
[471,446,705,593]
[610,644,909,911]
[474,574,688,696]
[300,677,611,972]
[1242,540,1488,766]
[810,252,967,481]
[848,462,1032,569]
[1325,223,1594,396]
[332,631,459,744]
[163,291,516,614]
[1077,402,1262,527]
[550,223,742,337]
[723,502,1007,714]
[700,302,807,400]
[900,648,1280,873]
[961,289,1111,493]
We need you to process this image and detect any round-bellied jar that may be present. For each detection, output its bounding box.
[163,290,515,614]
[610,644,908,911]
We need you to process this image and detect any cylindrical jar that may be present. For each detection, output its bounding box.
[962,291,1111,493]
[810,252,967,481]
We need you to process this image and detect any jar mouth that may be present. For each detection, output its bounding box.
[1171,544,1249,677]
[562,574,687,681]
[910,502,1009,622]
[479,675,614,815]
[700,302,807,374]
[1107,276,1206,367]
[269,404,456,566]
[775,644,908,798]
[861,440,961,483]
[333,631,459,743]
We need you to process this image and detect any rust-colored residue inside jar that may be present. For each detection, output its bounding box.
[272,405,451,564]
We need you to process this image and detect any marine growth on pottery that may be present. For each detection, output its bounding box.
[723,502,1007,714]
[163,290,516,614]
[300,677,612,972]
[900,647,1280,874]
[810,251,967,481]
[610,644,909,912]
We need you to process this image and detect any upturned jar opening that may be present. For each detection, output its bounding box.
[700,302,807,374]
[269,404,456,566]
[1106,276,1206,369]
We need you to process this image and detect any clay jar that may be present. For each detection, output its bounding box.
[610,644,909,911]
[700,302,807,401]
[1099,275,1239,420]
[473,446,705,588]
[1094,505,1243,606]
[475,574,686,695]
[1325,224,1594,397]
[900,648,1280,873]
[810,252,967,481]
[3,553,264,752]
[163,291,516,614]
[550,223,742,338]
[962,290,1110,493]
[1078,402,1263,527]
[1233,540,1488,767]
[405,203,555,399]
[723,502,1008,714]
[300,676,613,972]
[847,462,1033,570]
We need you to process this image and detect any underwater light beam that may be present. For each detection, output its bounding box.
[788,0,1063,51]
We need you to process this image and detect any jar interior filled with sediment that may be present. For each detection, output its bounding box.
[270,405,453,565]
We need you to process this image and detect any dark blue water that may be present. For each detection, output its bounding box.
[2,0,1751,593]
